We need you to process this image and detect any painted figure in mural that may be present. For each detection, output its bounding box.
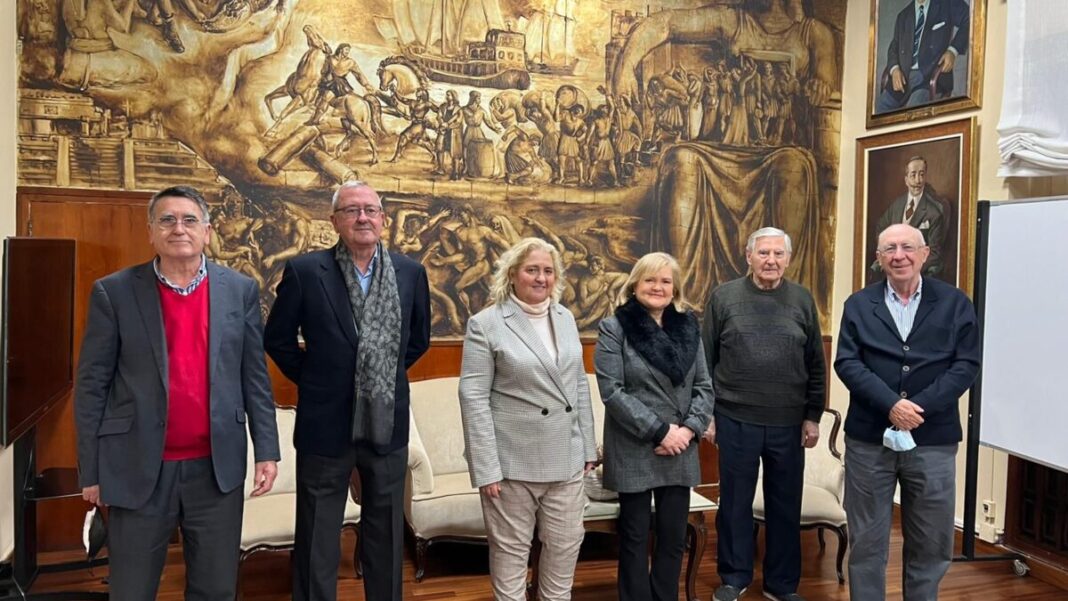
[700,67,721,141]
[428,205,511,315]
[686,72,704,141]
[773,62,801,146]
[503,130,544,185]
[208,188,267,289]
[555,104,587,185]
[435,90,465,180]
[261,201,313,271]
[574,255,628,331]
[461,91,502,178]
[645,77,686,146]
[388,88,438,164]
[307,44,373,126]
[586,105,619,187]
[876,0,971,112]
[608,93,643,184]
[758,62,780,145]
[871,156,948,277]
[263,24,329,130]
[526,102,562,183]
[58,0,157,90]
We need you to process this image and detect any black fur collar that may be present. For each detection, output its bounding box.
[615,297,700,386]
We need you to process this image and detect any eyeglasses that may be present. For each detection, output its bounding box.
[334,205,382,219]
[877,243,922,255]
[155,215,205,229]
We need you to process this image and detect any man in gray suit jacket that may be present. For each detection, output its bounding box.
[75,185,280,600]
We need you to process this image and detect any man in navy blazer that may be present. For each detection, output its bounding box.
[877,0,971,112]
[264,181,431,601]
[835,224,980,601]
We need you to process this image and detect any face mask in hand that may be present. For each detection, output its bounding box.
[883,427,917,452]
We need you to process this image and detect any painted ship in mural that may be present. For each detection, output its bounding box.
[519,0,580,76]
[376,0,531,90]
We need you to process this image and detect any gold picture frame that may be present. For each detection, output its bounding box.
[853,117,976,292]
[866,0,986,128]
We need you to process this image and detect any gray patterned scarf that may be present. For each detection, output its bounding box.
[334,241,402,447]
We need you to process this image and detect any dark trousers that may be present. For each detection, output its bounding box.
[108,457,243,601]
[292,443,407,601]
[715,414,805,595]
[617,485,690,601]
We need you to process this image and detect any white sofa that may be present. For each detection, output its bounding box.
[406,374,716,601]
[239,406,362,578]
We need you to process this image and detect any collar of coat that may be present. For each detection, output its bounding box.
[614,297,700,386]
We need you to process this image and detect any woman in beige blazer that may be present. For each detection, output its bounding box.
[458,237,598,601]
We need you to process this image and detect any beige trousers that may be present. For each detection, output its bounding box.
[480,471,586,601]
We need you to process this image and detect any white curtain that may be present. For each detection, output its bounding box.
[997,0,1068,177]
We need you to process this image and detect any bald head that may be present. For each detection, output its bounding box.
[876,224,929,292]
[877,223,925,250]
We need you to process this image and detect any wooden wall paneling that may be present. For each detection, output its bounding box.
[17,187,155,550]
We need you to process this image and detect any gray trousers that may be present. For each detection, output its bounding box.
[844,437,957,601]
[480,471,586,601]
[108,457,243,601]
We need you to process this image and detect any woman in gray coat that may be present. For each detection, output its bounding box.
[594,252,715,601]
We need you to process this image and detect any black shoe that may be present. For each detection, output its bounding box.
[762,592,805,601]
[160,17,185,53]
[714,585,748,601]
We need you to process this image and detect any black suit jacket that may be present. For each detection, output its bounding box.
[264,249,431,456]
[883,0,970,97]
[75,261,280,509]
[834,277,979,446]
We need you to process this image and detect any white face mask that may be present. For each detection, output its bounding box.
[883,427,917,452]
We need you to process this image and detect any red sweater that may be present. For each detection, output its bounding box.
[158,280,212,460]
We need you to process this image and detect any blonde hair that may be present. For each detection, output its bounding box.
[489,237,566,305]
[616,252,690,311]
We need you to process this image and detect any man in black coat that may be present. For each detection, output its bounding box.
[876,0,970,112]
[264,181,431,601]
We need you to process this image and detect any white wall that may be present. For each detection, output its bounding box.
[834,0,1068,541]
[1,0,19,561]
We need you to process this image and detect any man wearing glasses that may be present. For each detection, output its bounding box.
[836,223,980,601]
[264,181,431,601]
[75,185,280,599]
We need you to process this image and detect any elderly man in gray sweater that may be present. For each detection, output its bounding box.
[701,227,826,601]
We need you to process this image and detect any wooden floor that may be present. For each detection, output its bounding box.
[31,517,1068,600]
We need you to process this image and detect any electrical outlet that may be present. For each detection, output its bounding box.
[982,500,996,522]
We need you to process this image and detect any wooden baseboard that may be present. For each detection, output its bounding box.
[1018,551,1068,592]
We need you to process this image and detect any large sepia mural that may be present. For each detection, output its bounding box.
[17,0,845,337]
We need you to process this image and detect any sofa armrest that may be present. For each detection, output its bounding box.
[407,408,435,495]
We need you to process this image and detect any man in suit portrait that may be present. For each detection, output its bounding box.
[75,185,280,600]
[876,0,970,112]
[264,181,431,601]
[701,227,826,601]
[836,223,980,600]
[872,156,948,278]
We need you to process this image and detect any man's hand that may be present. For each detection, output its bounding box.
[889,399,925,431]
[702,420,717,446]
[937,49,957,74]
[584,461,598,475]
[890,67,907,93]
[250,461,278,497]
[802,419,820,448]
[480,482,502,499]
[82,485,103,506]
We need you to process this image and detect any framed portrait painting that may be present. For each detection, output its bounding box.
[866,0,987,128]
[853,117,976,292]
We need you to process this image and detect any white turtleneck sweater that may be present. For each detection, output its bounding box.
[511,293,558,363]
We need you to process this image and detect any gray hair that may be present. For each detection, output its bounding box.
[488,237,566,305]
[148,185,210,223]
[330,180,382,211]
[746,227,792,253]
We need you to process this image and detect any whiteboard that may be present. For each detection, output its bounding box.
[978,197,1068,472]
